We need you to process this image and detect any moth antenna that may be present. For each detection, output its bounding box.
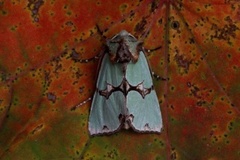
[71,97,92,111]
[70,25,108,64]
[71,48,103,63]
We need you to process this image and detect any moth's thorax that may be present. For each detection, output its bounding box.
[114,39,132,63]
[107,30,142,64]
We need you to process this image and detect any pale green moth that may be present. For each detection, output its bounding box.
[89,30,163,135]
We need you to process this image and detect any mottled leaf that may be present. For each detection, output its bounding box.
[0,0,240,159]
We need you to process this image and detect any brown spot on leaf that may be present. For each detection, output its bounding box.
[197,100,206,106]
[150,0,160,13]
[75,68,83,79]
[27,0,44,22]
[210,16,239,44]
[187,83,213,107]
[47,92,56,103]
[65,21,73,26]
[134,17,147,37]
[174,53,192,73]
[79,86,85,93]
[71,48,80,61]
[171,21,180,30]
[189,84,201,99]
[187,82,192,87]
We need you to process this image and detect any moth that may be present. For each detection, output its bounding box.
[89,30,163,135]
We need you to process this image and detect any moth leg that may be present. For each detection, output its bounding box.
[144,46,168,81]
[146,46,162,54]
[95,24,107,41]
[70,97,92,111]
[152,72,168,81]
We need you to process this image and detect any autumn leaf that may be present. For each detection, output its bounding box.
[0,0,240,159]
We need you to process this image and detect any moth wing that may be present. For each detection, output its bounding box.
[89,53,124,135]
[89,92,124,135]
[126,51,162,132]
[95,53,123,89]
[127,91,162,132]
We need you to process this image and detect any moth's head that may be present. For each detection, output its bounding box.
[107,30,143,63]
